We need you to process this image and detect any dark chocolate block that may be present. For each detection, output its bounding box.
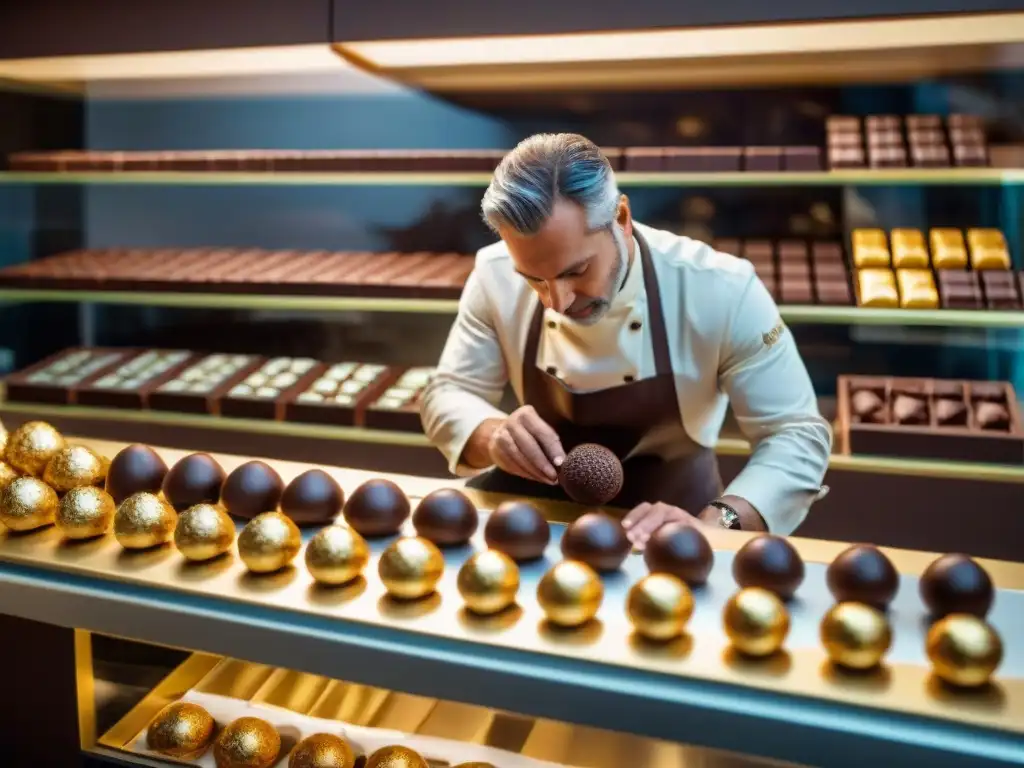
[827,132,864,148]
[953,143,988,167]
[814,280,852,305]
[741,240,774,264]
[867,144,907,168]
[906,115,942,131]
[812,242,845,264]
[908,128,946,145]
[743,147,781,172]
[782,146,822,171]
[866,129,903,147]
[980,271,1021,309]
[910,144,950,168]
[623,148,663,172]
[3,347,129,405]
[777,240,808,262]
[663,147,742,172]
[779,280,813,304]
[828,145,865,169]
[779,262,810,278]
[814,262,848,280]
[937,270,982,309]
[865,115,901,132]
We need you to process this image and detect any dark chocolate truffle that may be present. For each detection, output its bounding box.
[892,394,928,425]
[412,488,478,546]
[561,511,630,572]
[105,444,168,505]
[644,522,714,586]
[484,501,550,561]
[975,402,1010,430]
[558,444,623,506]
[342,478,409,536]
[162,453,227,513]
[732,534,805,600]
[826,544,900,609]
[220,461,284,520]
[280,469,344,526]
[935,399,968,426]
[919,553,994,618]
[851,390,886,423]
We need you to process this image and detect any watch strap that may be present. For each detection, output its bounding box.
[709,500,742,530]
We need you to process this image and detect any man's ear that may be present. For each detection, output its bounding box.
[617,195,633,239]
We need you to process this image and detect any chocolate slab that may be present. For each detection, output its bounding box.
[782,146,822,171]
[743,147,781,172]
[75,349,197,410]
[910,144,950,168]
[218,358,326,421]
[867,144,907,168]
[623,148,663,172]
[663,147,741,172]
[953,143,988,167]
[989,144,1024,169]
[148,354,264,415]
[283,363,398,427]
[905,115,942,131]
[363,367,434,432]
[3,347,130,406]
[980,272,1021,309]
[814,280,852,305]
[838,375,1024,464]
[827,145,865,169]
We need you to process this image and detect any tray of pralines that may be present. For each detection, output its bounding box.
[282,363,398,427]
[74,349,198,410]
[2,347,132,405]
[363,367,435,432]
[838,375,1024,464]
[148,354,265,415]
[218,357,326,420]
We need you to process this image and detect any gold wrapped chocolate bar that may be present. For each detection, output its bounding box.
[851,228,890,268]
[890,228,930,268]
[856,268,899,308]
[929,228,968,269]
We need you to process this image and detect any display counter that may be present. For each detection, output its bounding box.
[0,437,1021,767]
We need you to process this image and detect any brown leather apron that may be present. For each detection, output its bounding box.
[467,230,723,514]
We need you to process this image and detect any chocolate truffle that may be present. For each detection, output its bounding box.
[219,461,284,520]
[643,522,715,586]
[851,389,887,423]
[826,544,900,610]
[342,478,410,536]
[280,469,344,526]
[483,500,550,561]
[412,488,478,546]
[935,398,968,426]
[161,453,227,513]
[732,535,805,600]
[558,443,624,506]
[561,511,630,572]
[105,444,168,505]
[920,553,994,618]
[975,402,1010,431]
[892,394,928,425]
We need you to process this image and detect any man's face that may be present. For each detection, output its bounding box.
[501,197,633,325]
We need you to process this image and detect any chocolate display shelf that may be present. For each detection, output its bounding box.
[283,363,401,427]
[218,358,326,421]
[715,238,852,305]
[838,375,1024,465]
[0,248,476,300]
[826,113,988,169]
[2,347,130,406]
[147,354,265,416]
[363,367,435,432]
[74,349,197,410]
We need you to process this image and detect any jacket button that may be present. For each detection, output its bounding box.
[623,374,635,383]
[546,366,558,376]
[629,320,642,331]
[547,320,557,329]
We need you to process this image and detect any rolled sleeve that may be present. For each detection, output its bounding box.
[718,274,832,534]
[419,266,508,476]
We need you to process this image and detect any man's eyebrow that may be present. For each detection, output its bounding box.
[515,256,591,281]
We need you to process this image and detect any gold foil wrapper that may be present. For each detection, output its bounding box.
[723,587,790,657]
[4,421,65,477]
[378,537,444,600]
[288,732,356,768]
[626,573,694,641]
[304,525,370,585]
[175,503,236,562]
[820,602,892,670]
[926,613,1003,687]
[457,549,520,615]
[146,701,216,757]
[0,424,7,456]
[0,476,58,531]
[114,492,178,549]
[238,511,302,573]
[213,716,281,768]
[536,560,603,628]
[365,745,429,768]
[56,486,116,540]
[43,444,107,493]
[0,461,18,493]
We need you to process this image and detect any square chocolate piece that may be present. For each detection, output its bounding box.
[906,114,942,131]
[953,143,988,167]
[815,280,852,305]
[827,116,861,133]
[741,240,775,265]
[868,144,907,168]
[980,272,1021,309]
[910,144,950,168]
[828,145,865,169]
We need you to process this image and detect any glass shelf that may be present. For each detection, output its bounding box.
[0,168,1020,187]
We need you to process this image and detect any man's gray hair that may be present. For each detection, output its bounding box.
[481,133,620,236]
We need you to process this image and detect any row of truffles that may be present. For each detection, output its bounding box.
[146,704,478,768]
[848,378,1017,433]
[20,348,124,388]
[0,431,1003,690]
[226,357,322,401]
[156,354,258,396]
[852,227,1011,271]
[88,350,193,393]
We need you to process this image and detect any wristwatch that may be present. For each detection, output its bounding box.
[708,500,742,530]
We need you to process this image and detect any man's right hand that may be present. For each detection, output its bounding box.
[468,406,565,484]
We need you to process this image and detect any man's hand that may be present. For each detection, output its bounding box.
[622,502,712,549]
[486,406,565,484]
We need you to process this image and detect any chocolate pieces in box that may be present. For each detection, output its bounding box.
[75,350,196,410]
[219,357,325,420]
[149,354,264,415]
[283,363,396,427]
[3,347,129,405]
[364,367,435,432]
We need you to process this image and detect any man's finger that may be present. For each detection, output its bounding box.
[519,409,565,466]
[508,422,557,483]
[631,506,669,545]
[496,431,551,484]
[622,502,651,530]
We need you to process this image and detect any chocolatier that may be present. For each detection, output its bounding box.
[420,133,831,543]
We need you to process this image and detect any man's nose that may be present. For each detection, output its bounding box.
[545,281,573,314]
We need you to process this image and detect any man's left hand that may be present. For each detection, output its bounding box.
[622,501,713,549]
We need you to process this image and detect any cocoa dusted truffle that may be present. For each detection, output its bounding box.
[483,500,550,561]
[220,461,284,519]
[826,544,900,610]
[561,511,630,572]
[732,534,805,600]
[105,444,168,505]
[919,553,994,618]
[412,488,478,546]
[342,478,409,536]
[280,469,344,526]
[558,443,623,506]
[643,522,714,586]
[162,453,227,513]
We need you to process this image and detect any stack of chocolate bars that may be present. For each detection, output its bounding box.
[622,145,821,172]
[826,114,989,169]
[715,238,852,306]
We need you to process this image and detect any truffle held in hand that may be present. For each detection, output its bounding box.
[162,453,226,513]
[343,478,410,536]
[281,469,344,526]
[919,553,994,619]
[483,500,550,561]
[288,733,355,768]
[105,444,168,505]
[412,488,479,546]
[213,716,281,768]
[558,443,624,506]
[826,544,900,610]
[643,522,715,586]
[220,460,284,520]
[732,534,805,600]
[146,701,216,758]
[560,511,630,572]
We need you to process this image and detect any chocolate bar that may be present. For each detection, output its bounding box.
[906,115,942,131]
[910,144,950,168]
[364,367,434,432]
[937,270,982,309]
[741,240,775,267]
[827,145,865,169]
[967,229,1011,270]
[855,269,898,308]
[219,357,325,420]
[148,354,263,415]
[75,349,196,410]
[867,144,907,168]
[865,115,901,133]
[851,229,890,268]
[979,271,1021,309]
[952,143,988,167]
[3,347,129,405]
[283,362,397,427]
[839,375,1024,463]
[743,147,781,172]
[988,144,1024,169]
[826,116,861,133]
[623,148,663,172]
[890,229,930,268]
[662,147,742,172]
[929,229,968,269]
[896,269,939,309]
[782,147,822,171]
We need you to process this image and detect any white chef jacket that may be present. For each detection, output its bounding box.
[420,222,832,535]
